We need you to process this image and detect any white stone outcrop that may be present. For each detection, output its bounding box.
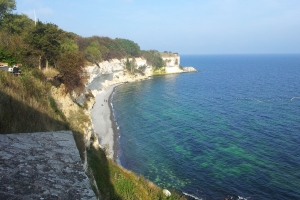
[161,53,180,67]
[162,53,181,73]
[85,57,152,96]
[165,66,182,73]
[183,66,197,72]
[163,189,171,196]
[161,52,198,74]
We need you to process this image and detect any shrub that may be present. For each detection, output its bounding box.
[56,52,85,93]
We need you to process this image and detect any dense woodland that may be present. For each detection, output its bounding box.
[0,0,164,92]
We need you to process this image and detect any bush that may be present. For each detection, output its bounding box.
[56,52,85,93]
[141,50,164,70]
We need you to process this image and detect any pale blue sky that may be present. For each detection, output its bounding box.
[15,0,300,54]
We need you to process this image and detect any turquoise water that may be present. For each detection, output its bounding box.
[112,55,300,199]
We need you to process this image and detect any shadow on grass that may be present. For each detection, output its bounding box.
[0,90,69,134]
[87,145,122,200]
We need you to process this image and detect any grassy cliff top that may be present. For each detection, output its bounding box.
[160,52,179,57]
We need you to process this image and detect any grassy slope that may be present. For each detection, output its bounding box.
[0,68,186,200]
[0,68,69,133]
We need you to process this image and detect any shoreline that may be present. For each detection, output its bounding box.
[91,83,123,160]
[109,86,121,162]
[90,68,197,162]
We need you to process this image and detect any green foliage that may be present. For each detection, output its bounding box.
[87,144,186,200]
[0,0,15,21]
[115,38,141,57]
[92,36,124,60]
[125,58,137,74]
[87,145,121,199]
[137,65,147,75]
[19,73,41,97]
[0,45,18,65]
[141,50,164,70]
[25,21,65,65]
[79,36,141,61]
[0,16,39,67]
[30,68,45,81]
[49,96,66,122]
[61,37,79,53]
[0,70,68,134]
[1,13,34,35]
[84,41,101,64]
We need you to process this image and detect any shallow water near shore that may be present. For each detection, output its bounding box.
[112,54,300,199]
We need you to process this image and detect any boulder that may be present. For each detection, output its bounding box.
[163,189,171,196]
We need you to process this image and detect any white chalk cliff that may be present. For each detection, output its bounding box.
[162,53,197,74]
[85,57,150,96]
[86,54,197,96]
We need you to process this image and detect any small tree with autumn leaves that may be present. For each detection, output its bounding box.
[56,52,85,93]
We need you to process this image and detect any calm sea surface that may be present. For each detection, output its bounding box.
[111,54,300,200]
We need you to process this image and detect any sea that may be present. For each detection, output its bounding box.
[111,54,300,200]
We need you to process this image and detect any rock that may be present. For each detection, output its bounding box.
[183,66,197,72]
[0,131,96,199]
[163,189,171,196]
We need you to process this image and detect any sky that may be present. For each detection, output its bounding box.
[15,0,300,54]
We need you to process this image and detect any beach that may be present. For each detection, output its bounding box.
[91,84,121,160]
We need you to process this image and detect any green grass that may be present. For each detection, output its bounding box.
[87,144,186,200]
[152,67,167,75]
[0,70,68,133]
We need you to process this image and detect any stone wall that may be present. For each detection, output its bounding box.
[0,131,96,199]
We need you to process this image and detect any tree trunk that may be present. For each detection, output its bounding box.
[46,58,48,69]
[38,55,41,70]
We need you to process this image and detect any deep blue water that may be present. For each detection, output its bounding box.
[112,54,300,200]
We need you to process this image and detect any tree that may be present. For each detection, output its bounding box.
[0,0,15,21]
[25,21,64,69]
[56,51,85,92]
[84,41,101,65]
[0,45,17,64]
[141,50,164,70]
[125,58,137,74]
[1,14,34,35]
[115,38,141,57]
[61,37,78,53]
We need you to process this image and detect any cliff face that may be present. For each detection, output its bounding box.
[47,54,196,199]
[85,57,152,96]
[85,54,197,96]
[161,53,180,67]
[161,54,197,74]
[50,54,196,151]
[49,57,153,156]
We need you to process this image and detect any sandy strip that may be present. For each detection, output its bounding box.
[91,84,122,160]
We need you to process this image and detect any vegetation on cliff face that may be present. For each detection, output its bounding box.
[87,143,186,200]
[141,50,164,70]
[0,69,68,133]
[0,1,186,199]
